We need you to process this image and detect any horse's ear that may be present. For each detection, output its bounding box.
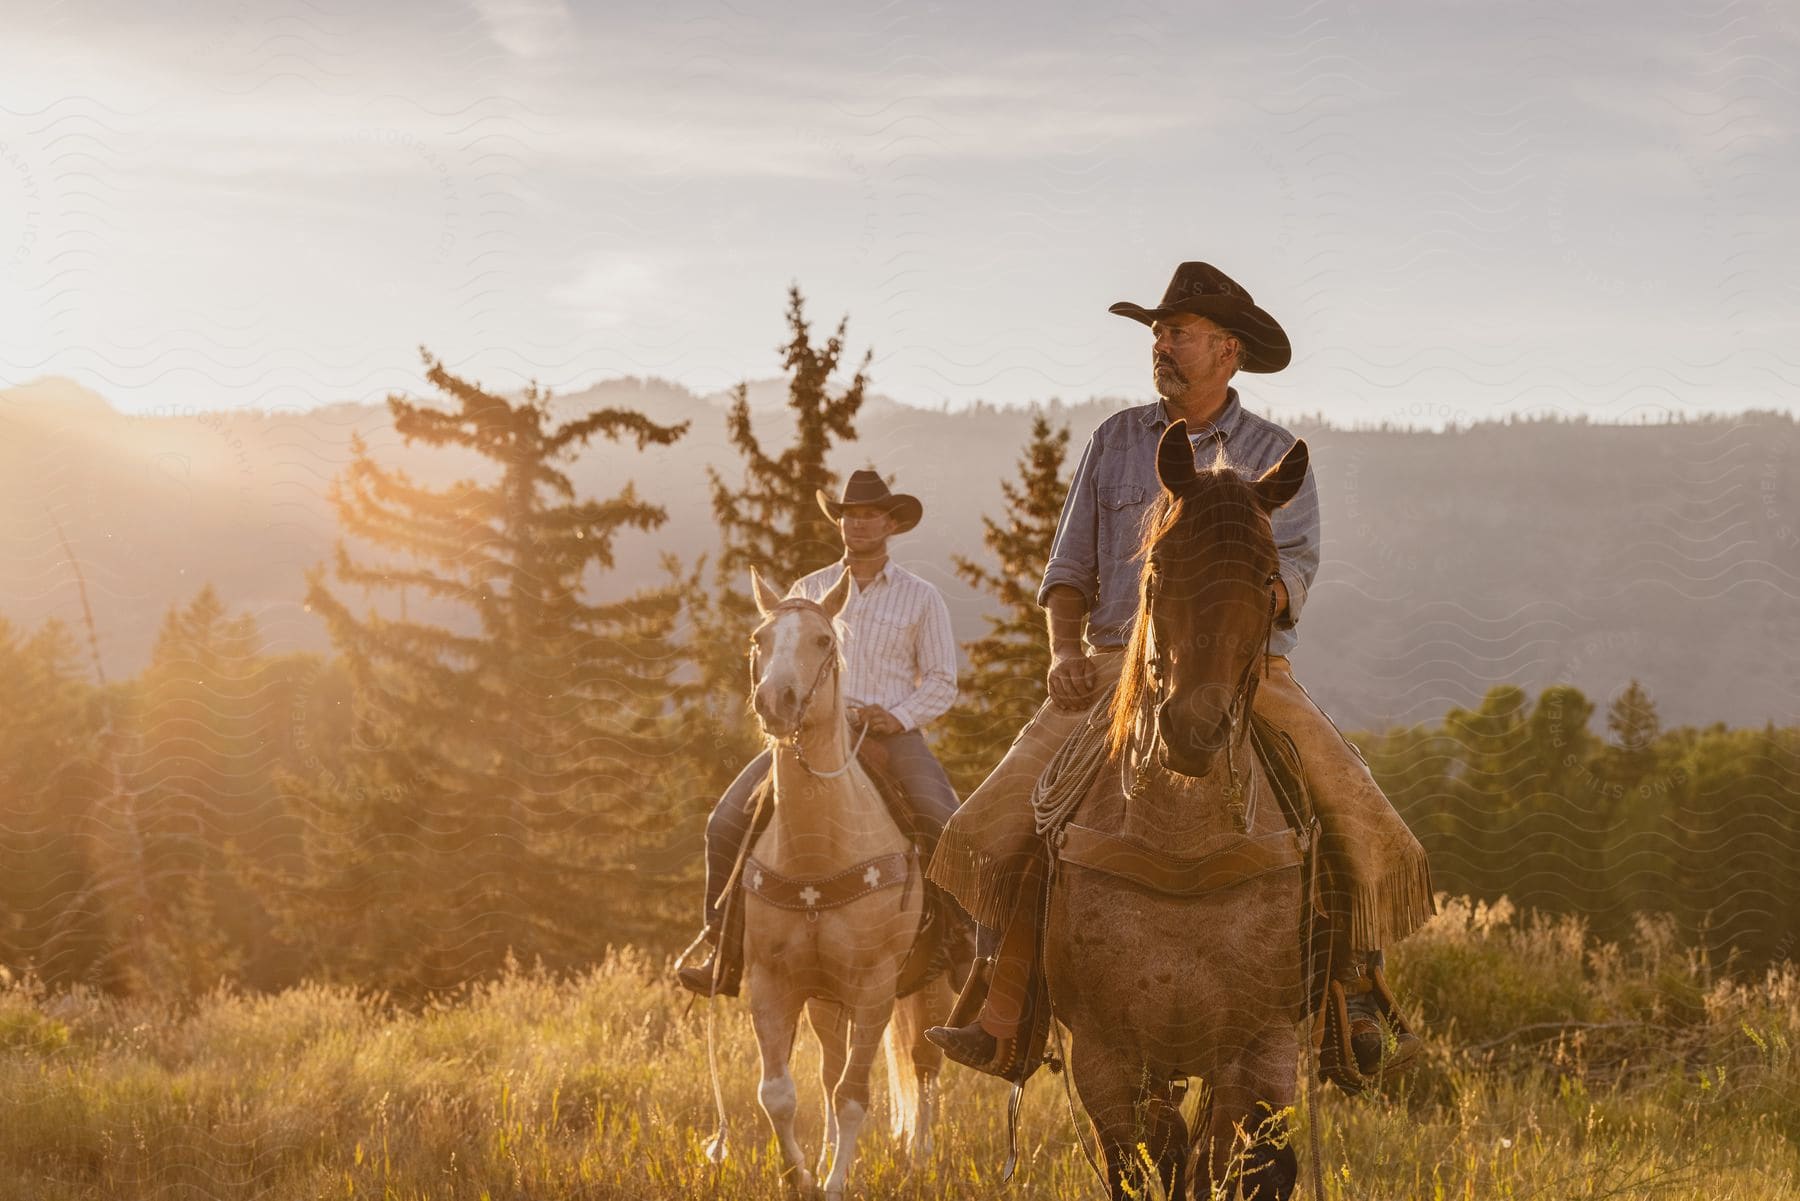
[1254,439,1309,511]
[819,568,853,619]
[750,567,783,617]
[1156,420,1197,494]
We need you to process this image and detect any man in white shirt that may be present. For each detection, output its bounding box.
[677,469,961,996]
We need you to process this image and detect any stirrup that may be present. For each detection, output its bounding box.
[1360,960,1421,1072]
[925,957,1046,1085]
[1316,970,1419,1093]
[926,1021,1038,1085]
[674,924,741,998]
[674,925,714,972]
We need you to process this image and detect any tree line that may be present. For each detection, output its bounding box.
[2,290,1794,998]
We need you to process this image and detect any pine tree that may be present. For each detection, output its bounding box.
[707,285,870,591]
[124,586,265,995]
[1442,684,1533,905]
[689,287,870,771]
[1606,678,1661,775]
[267,350,689,992]
[0,617,108,988]
[935,413,1070,794]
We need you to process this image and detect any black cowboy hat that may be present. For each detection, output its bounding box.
[816,469,923,534]
[1109,261,1292,373]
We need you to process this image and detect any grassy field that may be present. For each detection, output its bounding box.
[1,896,1795,1200]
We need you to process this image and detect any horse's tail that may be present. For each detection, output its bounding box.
[883,992,926,1146]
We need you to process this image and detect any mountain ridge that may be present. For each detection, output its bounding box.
[4,375,1795,733]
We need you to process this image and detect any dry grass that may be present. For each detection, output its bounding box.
[0,897,1795,1200]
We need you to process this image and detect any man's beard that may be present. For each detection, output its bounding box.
[1154,362,1190,401]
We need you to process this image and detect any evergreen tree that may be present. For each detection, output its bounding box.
[689,287,870,772]
[0,618,108,988]
[266,350,689,992]
[1516,685,1600,918]
[124,586,263,995]
[1605,678,1661,785]
[1442,685,1534,904]
[1351,680,1800,971]
[707,285,870,592]
[935,413,1070,793]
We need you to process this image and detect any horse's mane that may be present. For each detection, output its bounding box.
[1105,457,1269,758]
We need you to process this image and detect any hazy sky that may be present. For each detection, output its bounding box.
[3,0,1795,426]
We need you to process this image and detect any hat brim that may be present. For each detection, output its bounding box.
[1109,297,1292,373]
[816,491,923,535]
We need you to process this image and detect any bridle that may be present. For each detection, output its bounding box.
[749,597,867,778]
[1126,566,1280,830]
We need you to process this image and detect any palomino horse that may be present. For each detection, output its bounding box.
[738,567,954,1200]
[1044,422,1312,1200]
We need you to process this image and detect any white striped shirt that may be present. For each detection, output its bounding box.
[788,559,959,732]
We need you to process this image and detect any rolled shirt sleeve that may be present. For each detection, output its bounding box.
[1269,451,1320,631]
[887,588,959,731]
[1037,431,1102,609]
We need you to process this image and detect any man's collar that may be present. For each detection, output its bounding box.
[1141,386,1244,443]
[836,557,891,586]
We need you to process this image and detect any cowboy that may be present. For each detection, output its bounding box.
[676,469,962,996]
[924,262,1435,1085]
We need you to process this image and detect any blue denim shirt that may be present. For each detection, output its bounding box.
[1037,388,1320,657]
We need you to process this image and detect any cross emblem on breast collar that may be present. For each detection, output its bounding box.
[799,885,821,907]
[750,869,764,891]
[863,865,883,887]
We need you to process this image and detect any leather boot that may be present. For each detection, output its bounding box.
[674,897,744,997]
[925,955,996,1066]
[926,931,1044,1085]
[1339,951,1419,1077]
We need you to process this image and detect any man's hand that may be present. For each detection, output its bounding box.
[851,705,904,735]
[1046,648,1100,710]
[1043,585,1098,710]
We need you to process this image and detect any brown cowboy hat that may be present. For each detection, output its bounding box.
[816,469,922,534]
[1109,261,1292,373]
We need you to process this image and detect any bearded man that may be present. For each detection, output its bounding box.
[925,262,1435,1089]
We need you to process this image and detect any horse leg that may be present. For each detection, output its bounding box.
[886,981,949,1163]
[1195,1096,1297,1201]
[1193,1039,1300,1201]
[1239,1116,1300,1201]
[906,976,954,1160]
[806,1000,848,1182]
[1068,1039,1186,1200]
[750,983,815,1200]
[820,1000,893,1201]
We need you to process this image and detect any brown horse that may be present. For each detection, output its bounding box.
[738,568,955,1201]
[1043,421,1312,1200]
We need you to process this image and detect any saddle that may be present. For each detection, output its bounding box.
[1012,709,1337,1076]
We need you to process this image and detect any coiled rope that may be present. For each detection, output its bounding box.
[1029,681,1121,838]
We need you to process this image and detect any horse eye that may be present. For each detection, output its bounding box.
[815,634,831,649]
